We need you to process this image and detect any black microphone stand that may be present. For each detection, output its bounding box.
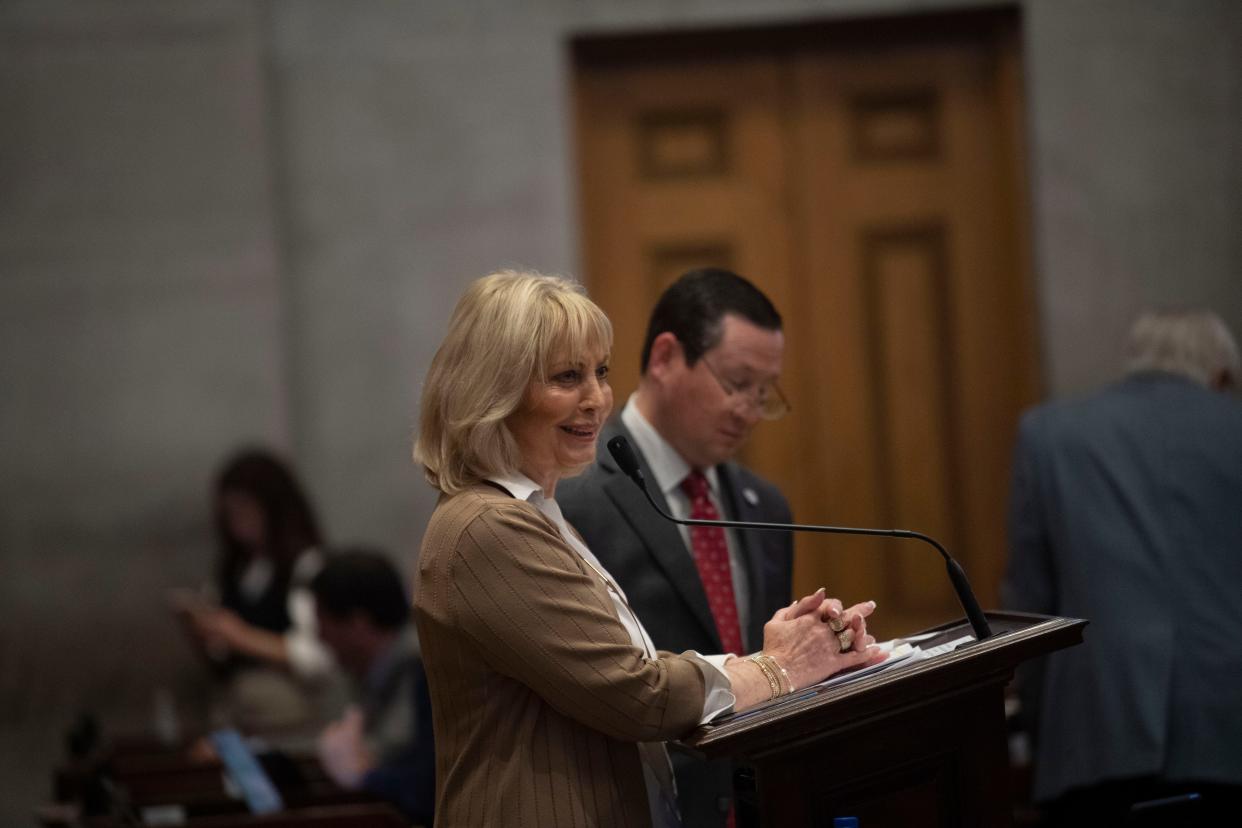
[607,435,992,640]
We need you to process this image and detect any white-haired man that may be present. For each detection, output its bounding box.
[1003,310,1242,826]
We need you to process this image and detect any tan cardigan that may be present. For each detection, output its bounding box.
[414,484,707,827]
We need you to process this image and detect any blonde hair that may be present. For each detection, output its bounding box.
[414,270,613,494]
[1125,309,1240,389]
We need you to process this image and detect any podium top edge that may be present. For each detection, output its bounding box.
[681,612,1085,752]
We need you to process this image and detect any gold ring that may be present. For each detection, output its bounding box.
[828,616,846,633]
[836,629,854,651]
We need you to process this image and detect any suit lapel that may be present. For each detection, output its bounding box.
[599,421,723,651]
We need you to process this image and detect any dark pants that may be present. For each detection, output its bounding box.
[1040,777,1242,828]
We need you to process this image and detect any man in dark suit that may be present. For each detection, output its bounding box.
[1002,310,1242,827]
[559,268,795,828]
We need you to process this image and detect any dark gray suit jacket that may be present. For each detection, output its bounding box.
[1002,373,1242,803]
[558,418,794,827]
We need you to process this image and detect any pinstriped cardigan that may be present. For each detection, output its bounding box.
[414,484,708,827]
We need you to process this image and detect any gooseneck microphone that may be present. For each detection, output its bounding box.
[607,435,992,640]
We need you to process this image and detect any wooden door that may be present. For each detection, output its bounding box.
[574,55,803,480]
[574,12,1038,637]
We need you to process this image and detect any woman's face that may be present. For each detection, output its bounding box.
[507,347,613,496]
[221,490,266,552]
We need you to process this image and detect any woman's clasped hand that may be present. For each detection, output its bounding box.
[727,588,885,708]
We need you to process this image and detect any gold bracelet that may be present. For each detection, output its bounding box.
[747,654,781,700]
[760,652,795,693]
[745,655,775,700]
[749,653,794,699]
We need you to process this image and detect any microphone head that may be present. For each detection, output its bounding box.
[607,436,645,486]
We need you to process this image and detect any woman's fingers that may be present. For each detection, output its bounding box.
[819,599,846,629]
[826,600,876,633]
[835,627,854,651]
[782,587,826,622]
[781,595,875,629]
[842,600,877,622]
[820,598,873,627]
[836,612,873,650]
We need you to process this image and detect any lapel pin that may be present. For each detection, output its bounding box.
[743,487,760,506]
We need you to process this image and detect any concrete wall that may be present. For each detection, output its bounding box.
[2,0,1239,819]
[0,2,288,817]
[1024,0,1242,393]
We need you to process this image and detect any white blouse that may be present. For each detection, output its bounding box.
[236,549,335,680]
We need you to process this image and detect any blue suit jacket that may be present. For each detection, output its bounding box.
[1002,373,1242,802]
[558,418,794,827]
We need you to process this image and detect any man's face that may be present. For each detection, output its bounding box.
[654,314,784,468]
[315,608,370,677]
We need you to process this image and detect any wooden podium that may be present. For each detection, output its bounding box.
[679,611,1085,827]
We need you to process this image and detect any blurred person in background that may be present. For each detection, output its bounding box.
[312,548,434,826]
[1003,310,1242,827]
[172,448,344,747]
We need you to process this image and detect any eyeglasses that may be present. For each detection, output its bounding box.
[699,355,791,421]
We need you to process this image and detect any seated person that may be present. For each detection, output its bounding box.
[310,549,434,826]
[172,449,345,747]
